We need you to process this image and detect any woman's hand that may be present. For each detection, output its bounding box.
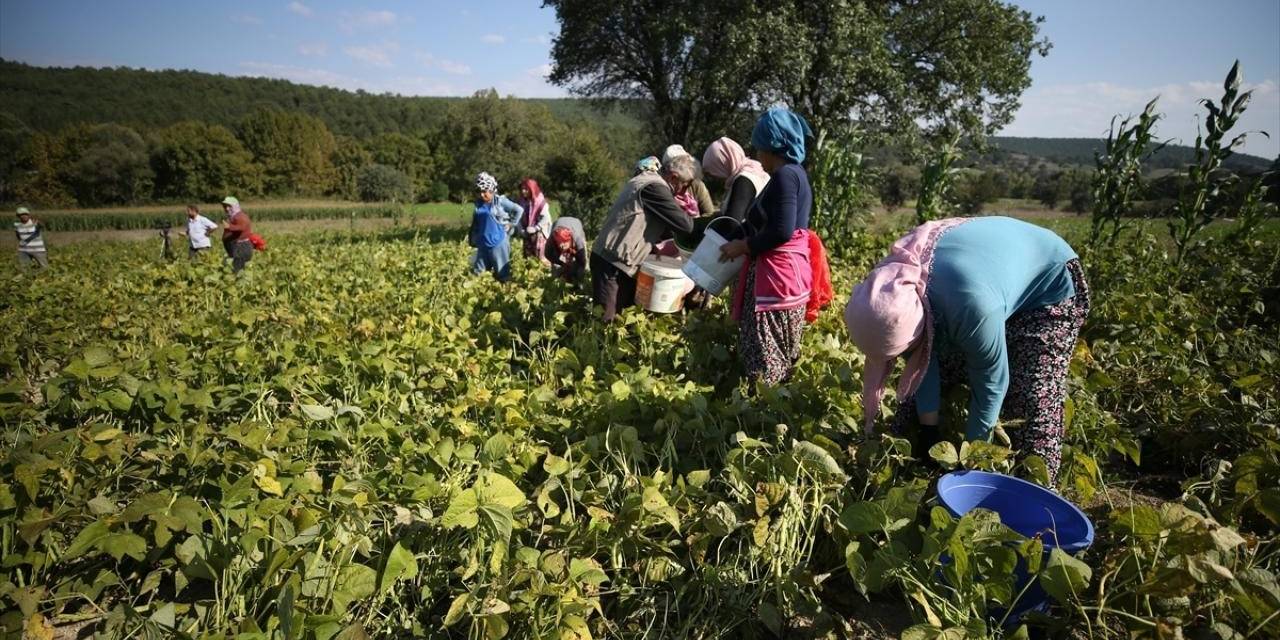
[719,239,749,262]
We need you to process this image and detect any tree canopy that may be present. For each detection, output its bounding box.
[545,0,1052,151]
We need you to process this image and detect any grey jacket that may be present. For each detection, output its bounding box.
[592,173,693,276]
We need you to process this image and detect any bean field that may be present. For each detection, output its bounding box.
[2,219,1277,640]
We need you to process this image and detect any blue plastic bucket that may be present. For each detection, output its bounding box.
[936,470,1094,622]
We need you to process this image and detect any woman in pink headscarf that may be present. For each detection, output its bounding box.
[702,137,770,223]
[844,216,1089,484]
[518,178,552,265]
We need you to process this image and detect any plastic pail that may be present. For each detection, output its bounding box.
[636,255,693,313]
[936,470,1095,623]
[683,217,745,296]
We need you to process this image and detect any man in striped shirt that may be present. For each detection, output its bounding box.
[13,207,48,269]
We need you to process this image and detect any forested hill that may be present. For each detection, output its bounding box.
[2,59,1272,171]
[0,59,643,138]
[987,136,1272,172]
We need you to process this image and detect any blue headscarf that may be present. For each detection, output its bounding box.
[751,108,814,164]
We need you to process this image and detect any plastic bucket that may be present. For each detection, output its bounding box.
[636,255,693,313]
[683,217,745,296]
[936,470,1095,623]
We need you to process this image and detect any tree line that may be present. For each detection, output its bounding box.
[0,90,625,212]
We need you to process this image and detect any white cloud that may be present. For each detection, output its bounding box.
[287,2,312,17]
[231,13,263,26]
[527,64,553,79]
[415,53,471,76]
[481,34,506,44]
[343,41,400,68]
[1004,79,1280,158]
[297,42,328,57]
[340,10,397,31]
[521,35,551,45]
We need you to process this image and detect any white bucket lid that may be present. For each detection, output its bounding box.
[641,255,688,278]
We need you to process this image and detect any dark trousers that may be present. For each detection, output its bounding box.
[226,240,253,273]
[590,252,636,322]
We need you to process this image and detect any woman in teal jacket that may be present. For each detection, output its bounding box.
[844,216,1090,483]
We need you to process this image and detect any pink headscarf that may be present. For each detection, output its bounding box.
[702,137,767,189]
[844,218,969,434]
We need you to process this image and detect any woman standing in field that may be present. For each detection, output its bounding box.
[844,216,1089,484]
[718,109,815,386]
[518,178,552,265]
[468,172,523,282]
[220,197,253,273]
[661,145,715,217]
[591,155,696,322]
[702,136,770,223]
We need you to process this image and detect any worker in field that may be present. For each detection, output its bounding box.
[517,178,552,266]
[717,108,816,386]
[844,216,1089,484]
[220,196,254,273]
[591,155,695,322]
[661,145,715,217]
[544,216,587,282]
[13,207,48,269]
[182,205,218,260]
[468,172,523,282]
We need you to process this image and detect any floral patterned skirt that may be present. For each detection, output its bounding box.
[738,262,806,386]
[893,259,1091,482]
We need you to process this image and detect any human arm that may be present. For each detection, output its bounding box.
[692,180,716,216]
[747,168,799,256]
[720,176,758,223]
[913,352,943,426]
[639,183,694,235]
[957,312,1010,441]
[498,196,523,228]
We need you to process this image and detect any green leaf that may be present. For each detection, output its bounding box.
[1039,548,1092,604]
[441,488,480,529]
[703,502,739,537]
[299,403,335,420]
[569,558,608,586]
[840,501,887,535]
[543,454,570,476]
[928,441,958,467]
[100,532,148,561]
[332,564,376,612]
[791,440,846,480]
[379,542,418,592]
[443,592,470,627]
[64,519,112,559]
[84,347,114,367]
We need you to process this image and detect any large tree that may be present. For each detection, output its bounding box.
[150,121,260,201]
[238,108,337,196]
[544,0,1049,151]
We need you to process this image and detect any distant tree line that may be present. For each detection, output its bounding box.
[0,89,624,212]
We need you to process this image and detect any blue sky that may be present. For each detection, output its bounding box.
[1,0,1277,157]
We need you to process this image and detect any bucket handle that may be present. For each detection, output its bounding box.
[705,216,744,239]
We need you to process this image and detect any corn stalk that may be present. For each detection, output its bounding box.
[1091,98,1167,246]
[915,135,960,225]
[1167,60,1264,265]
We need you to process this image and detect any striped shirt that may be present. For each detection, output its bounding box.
[13,221,45,252]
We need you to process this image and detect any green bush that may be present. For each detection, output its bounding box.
[356,164,412,203]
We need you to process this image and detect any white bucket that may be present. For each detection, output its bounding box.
[636,255,693,313]
[683,217,745,296]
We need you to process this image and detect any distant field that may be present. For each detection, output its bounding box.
[11,200,472,232]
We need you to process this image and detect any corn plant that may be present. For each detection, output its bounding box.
[1168,61,1266,265]
[809,125,876,255]
[916,135,961,225]
[1091,98,1168,246]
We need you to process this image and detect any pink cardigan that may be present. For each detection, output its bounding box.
[732,228,813,320]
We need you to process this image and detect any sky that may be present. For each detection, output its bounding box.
[1,0,1277,158]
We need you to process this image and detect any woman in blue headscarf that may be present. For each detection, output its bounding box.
[718,108,815,386]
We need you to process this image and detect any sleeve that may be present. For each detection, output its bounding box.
[538,204,553,235]
[747,168,799,256]
[203,217,218,231]
[721,176,758,223]
[639,183,694,234]
[498,196,523,225]
[958,311,1010,441]
[225,216,246,233]
[914,351,943,417]
[692,180,716,215]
